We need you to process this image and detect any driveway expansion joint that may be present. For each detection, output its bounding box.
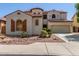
[44,42,49,55]
[61,43,74,56]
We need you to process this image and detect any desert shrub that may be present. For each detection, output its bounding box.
[20,32,28,38]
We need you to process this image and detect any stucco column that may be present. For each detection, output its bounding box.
[70,26,73,33]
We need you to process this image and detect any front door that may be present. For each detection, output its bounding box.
[1,26,6,34]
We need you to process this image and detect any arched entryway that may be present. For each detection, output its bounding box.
[16,20,23,31]
[16,19,27,32]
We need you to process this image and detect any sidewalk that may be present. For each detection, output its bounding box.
[0,42,79,56]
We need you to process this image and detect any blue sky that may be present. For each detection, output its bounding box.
[0,3,76,20]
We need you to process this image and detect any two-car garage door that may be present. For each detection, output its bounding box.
[51,25,70,33]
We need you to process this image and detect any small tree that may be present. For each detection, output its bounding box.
[75,3,79,23]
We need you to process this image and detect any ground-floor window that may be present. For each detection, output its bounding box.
[11,19,15,32]
[22,20,27,32]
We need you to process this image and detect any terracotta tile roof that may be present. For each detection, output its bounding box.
[0,20,6,22]
[2,8,68,20]
[43,11,48,14]
[24,11,31,13]
[4,10,32,17]
[26,13,32,16]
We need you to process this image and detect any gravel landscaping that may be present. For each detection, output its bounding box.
[0,35,65,45]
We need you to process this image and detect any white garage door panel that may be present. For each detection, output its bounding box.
[51,25,70,33]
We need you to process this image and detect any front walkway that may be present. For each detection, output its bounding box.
[0,42,79,56]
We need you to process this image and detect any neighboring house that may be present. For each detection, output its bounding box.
[0,8,77,36]
[47,10,73,33]
[72,14,79,32]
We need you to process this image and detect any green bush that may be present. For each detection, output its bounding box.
[40,30,49,38]
[77,12,79,17]
[43,28,47,31]
[40,28,52,38]
[47,29,52,36]
[20,32,28,38]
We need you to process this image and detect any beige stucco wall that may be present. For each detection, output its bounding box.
[32,17,43,35]
[5,10,43,35]
[31,9,43,35]
[47,10,67,20]
[32,9,43,15]
[6,10,33,35]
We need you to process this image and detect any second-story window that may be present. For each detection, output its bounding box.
[52,14,56,18]
[43,15,47,19]
[38,12,40,14]
[33,12,36,14]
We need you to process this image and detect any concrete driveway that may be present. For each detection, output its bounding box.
[55,33,79,42]
[0,42,79,56]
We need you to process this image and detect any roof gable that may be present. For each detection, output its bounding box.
[4,10,31,17]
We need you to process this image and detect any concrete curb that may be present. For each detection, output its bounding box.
[54,34,69,42]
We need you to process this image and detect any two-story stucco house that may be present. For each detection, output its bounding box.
[0,8,76,36]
